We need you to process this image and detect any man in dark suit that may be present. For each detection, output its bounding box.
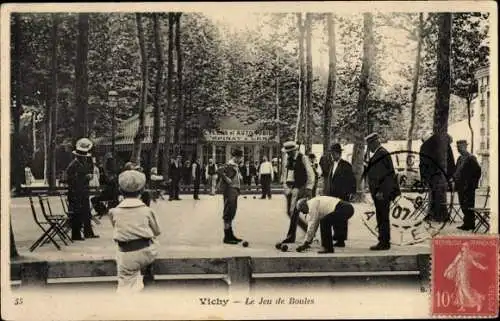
[169,155,182,201]
[239,160,254,187]
[319,143,356,247]
[191,157,202,200]
[454,140,482,231]
[364,133,400,251]
[65,138,99,240]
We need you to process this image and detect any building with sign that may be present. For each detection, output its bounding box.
[200,116,280,166]
[474,65,490,188]
[94,108,280,170]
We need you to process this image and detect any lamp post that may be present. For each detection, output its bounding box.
[108,90,118,162]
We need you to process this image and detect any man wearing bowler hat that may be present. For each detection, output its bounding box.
[280,141,315,244]
[454,139,482,231]
[364,133,400,250]
[319,143,356,247]
[65,138,99,240]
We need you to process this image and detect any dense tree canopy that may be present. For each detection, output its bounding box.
[11,11,490,184]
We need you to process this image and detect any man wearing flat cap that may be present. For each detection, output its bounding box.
[319,143,356,247]
[217,148,244,244]
[109,169,161,293]
[454,140,482,231]
[364,133,400,251]
[65,138,99,240]
[279,141,315,244]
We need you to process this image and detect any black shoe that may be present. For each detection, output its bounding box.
[223,229,240,244]
[457,225,474,231]
[174,198,181,201]
[229,228,242,242]
[333,241,345,248]
[223,238,239,244]
[260,196,266,199]
[72,236,85,241]
[84,234,100,239]
[318,249,334,254]
[370,243,390,251]
[281,238,295,244]
[194,197,200,200]
[168,198,174,201]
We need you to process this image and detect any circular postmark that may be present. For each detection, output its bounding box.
[361,150,455,246]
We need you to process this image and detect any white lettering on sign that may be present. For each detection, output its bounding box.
[203,129,277,142]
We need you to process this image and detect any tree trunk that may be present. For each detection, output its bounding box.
[151,13,165,171]
[173,13,183,153]
[74,13,89,141]
[12,13,22,191]
[10,219,19,259]
[132,13,148,166]
[162,13,175,179]
[406,13,423,156]
[305,13,313,153]
[323,13,336,153]
[276,53,281,145]
[32,112,37,161]
[294,13,305,143]
[466,95,474,153]
[431,13,452,222]
[351,13,374,197]
[48,13,59,189]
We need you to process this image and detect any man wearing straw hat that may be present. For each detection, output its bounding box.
[65,138,99,240]
[280,141,315,244]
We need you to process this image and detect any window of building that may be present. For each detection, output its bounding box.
[244,146,254,162]
[215,145,226,165]
[260,146,270,161]
[202,144,212,166]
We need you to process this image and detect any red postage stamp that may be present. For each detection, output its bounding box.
[432,235,499,317]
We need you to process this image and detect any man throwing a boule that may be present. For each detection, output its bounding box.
[217,148,244,244]
[364,132,400,251]
[295,196,355,254]
[280,141,315,244]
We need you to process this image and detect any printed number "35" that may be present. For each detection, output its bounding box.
[14,297,23,305]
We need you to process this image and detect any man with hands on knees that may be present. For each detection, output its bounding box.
[295,196,355,253]
[280,141,316,244]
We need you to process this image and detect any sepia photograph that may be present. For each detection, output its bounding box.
[1,2,497,320]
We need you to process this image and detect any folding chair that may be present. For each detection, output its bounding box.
[28,195,61,251]
[449,192,463,223]
[38,195,72,245]
[150,180,165,201]
[472,186,490,233]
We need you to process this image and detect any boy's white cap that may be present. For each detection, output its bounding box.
[119,170,146,192]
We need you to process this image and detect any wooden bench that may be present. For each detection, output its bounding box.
[11,254,430,292]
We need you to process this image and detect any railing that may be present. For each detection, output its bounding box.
[11,254,430,292]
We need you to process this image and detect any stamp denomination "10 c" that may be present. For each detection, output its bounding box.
[432,235,499,318]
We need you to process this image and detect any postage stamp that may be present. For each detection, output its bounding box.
[431,235,499,318]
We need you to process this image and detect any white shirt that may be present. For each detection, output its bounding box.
[192,163,198,178]
[303,196,342,243]
[259,161,274,177]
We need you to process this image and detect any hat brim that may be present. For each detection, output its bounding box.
[282,146,298,153]
[73,150,91,157]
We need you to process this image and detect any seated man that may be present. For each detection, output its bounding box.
[295,196,354,254]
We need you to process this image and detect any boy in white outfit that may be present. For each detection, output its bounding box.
[109,169,161,293]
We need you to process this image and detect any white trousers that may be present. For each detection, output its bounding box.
[116,244,158,294]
